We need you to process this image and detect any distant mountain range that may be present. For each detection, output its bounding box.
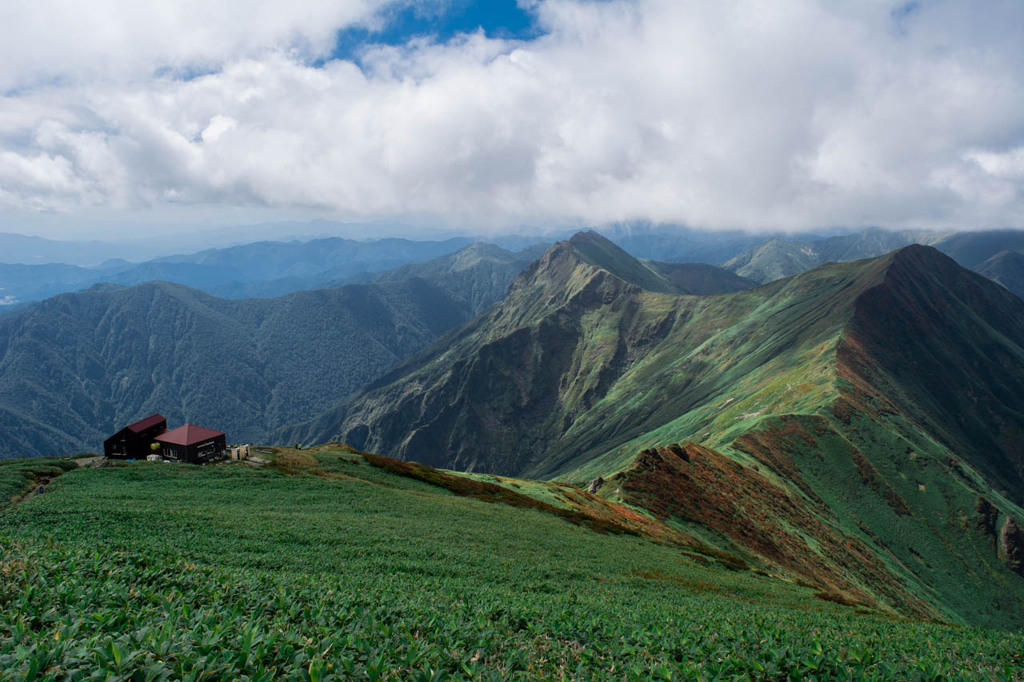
[6,226,1024,311]
[722,228,1024,299]
[287,231,1024,629]
[0,236,479,308]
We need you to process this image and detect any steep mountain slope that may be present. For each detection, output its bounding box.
[644,260,757,294]
[976,250,1024,300]
[0,279,471,458]
[364,242,549,314]
[307,231,876,474]
[299,234,1024,628]
[721,237,829,283]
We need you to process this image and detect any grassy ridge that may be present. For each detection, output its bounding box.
[1,451,1023,679]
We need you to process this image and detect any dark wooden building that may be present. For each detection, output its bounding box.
[154,424,226,463]
[104,413,167,458]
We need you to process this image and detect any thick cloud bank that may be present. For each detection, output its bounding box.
[2,0,1023,232]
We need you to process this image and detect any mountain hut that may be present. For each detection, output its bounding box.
[153,424,227,463]
[103,413,167,458]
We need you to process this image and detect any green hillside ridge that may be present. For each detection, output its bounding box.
[296,235,1024,628]
[977,250,1024,300]
[643,259,757,295]
[565,231,684,294]
[1,448,1022,679]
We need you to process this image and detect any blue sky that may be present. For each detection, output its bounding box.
[332,0,540,63]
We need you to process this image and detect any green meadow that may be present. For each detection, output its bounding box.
[1,449,1022,680]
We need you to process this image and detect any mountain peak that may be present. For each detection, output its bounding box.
[878,243,1009,298]
[887,242,957,267]
[543,231,681,294]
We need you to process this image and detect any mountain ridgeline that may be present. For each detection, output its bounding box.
[293,232,1024,629]
[362,242,550,314]
[722,227,1024,295]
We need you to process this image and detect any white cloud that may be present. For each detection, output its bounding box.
[1,0,1024,233]
[0,0,394,89]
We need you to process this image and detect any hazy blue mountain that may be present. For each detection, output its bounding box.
[0,262,130,306]
[931,229,1024,269]
[0,233,134,266]
[602,224,773,264]
[0,236,475,306]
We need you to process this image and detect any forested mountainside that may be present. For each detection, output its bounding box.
[0,279,470,457]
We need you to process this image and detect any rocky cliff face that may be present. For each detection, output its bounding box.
[1001,518,1024,575]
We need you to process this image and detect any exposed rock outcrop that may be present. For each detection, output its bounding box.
[999,518,1024,575]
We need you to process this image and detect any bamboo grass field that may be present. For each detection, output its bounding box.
[1,449,1022,680]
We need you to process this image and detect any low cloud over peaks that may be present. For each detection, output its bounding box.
[1,0,1024,234]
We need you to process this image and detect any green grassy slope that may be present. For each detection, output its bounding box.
[643,259,757,295]
[308,238,1024,628]
[1,450,1022,679]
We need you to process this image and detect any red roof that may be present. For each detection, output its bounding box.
[154,424,225,446]
[127,413,166,433]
